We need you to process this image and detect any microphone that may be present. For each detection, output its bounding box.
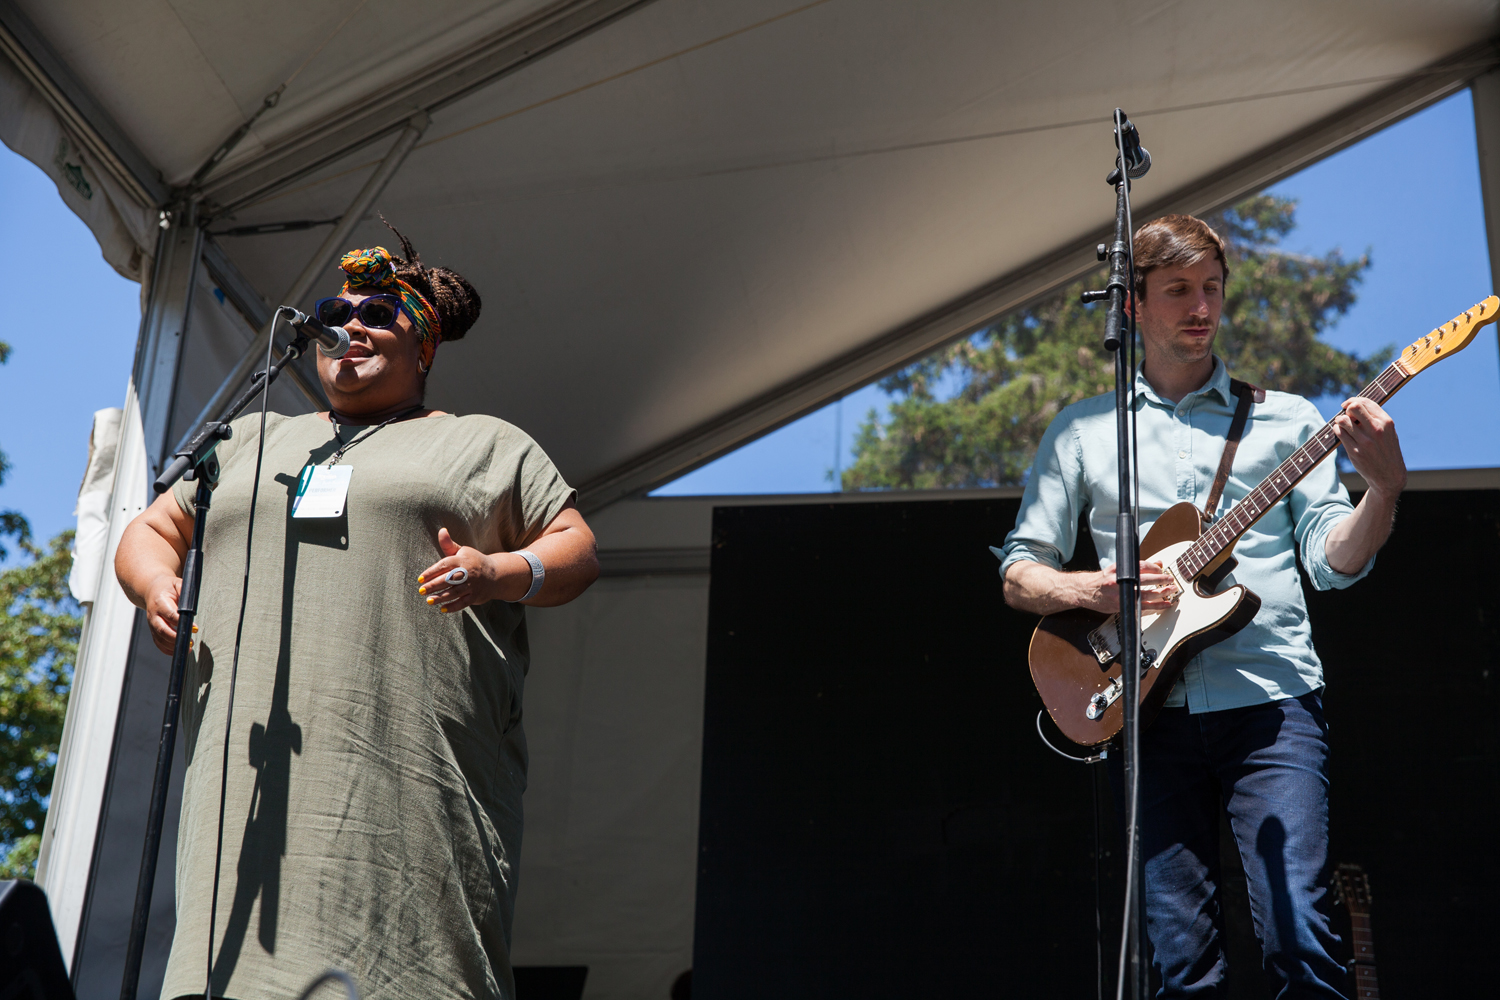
[278,306,351,358]
[1114,116,1151,180]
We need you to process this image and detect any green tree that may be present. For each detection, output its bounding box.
[842,195,1390,490]
[0,529,78,880]
[0,334,80,879]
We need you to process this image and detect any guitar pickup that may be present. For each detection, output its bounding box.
[1087,616,1122,665]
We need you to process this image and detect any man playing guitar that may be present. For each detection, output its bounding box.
[998,214,1406,997]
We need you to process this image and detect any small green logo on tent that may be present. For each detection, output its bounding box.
[53,136,93,200]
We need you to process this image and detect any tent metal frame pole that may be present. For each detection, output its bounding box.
[62,203,201,997]
[173,114,429,453]
[1468,71,1500,372]
[135,204,204,476]
[198,236,330,412]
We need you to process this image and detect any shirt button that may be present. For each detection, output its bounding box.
[1178,450,1187,459]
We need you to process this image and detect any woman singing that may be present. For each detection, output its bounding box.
[115,230,599,1000]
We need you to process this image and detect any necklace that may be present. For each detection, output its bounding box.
[324,405,426,467]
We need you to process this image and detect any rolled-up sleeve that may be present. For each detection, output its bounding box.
[1286,399,1373,591]
[996,412,1087,578]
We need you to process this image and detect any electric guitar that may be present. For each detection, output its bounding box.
[1030,296,1499,746]
[1332,863,1380,998]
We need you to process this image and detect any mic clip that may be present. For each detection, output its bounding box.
[1105,116,1151,186]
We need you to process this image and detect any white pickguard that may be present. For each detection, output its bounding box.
[1139,540,1244,660]
[1086,540,1245,673]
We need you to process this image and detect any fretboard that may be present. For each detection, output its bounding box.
[1351,912,1377,965]
[1356,911,1374,995]
[1351,911,1380,997]
[1176,359,1412,580]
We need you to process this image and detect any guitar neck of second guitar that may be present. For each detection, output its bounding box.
[1350,911,1379,998]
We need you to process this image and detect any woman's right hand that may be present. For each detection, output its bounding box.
[116,491,196,654]
[144,573,184,655]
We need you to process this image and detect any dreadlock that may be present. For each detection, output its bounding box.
[380,218,483,341]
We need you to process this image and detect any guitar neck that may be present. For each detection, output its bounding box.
[1176,357,1412,580]
[1350,912,1379,998]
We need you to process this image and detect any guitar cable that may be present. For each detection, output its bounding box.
[197,318,371,1000]
[1034,710,1107,765]
[204,313,280,1000]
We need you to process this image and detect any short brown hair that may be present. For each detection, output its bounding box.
[1132,214,1228,296]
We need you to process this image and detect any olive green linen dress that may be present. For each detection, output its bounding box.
[161,411,574,1000]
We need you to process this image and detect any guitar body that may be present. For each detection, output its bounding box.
[1029,502,1262,746]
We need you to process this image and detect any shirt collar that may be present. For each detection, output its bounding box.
[1134,356,1232,408]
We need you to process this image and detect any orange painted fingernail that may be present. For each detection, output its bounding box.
[417,575,426,583]
[426,597,435,605]
[418,586,427,594]
[440,607,449,614]
[192,625,199,632]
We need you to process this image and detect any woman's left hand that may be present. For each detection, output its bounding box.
[417,528,520,613]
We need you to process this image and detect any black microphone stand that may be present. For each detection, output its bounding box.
[1081,109,1149,999]
[119,314,313,1000]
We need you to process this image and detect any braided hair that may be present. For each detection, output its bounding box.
[381,219,483,341]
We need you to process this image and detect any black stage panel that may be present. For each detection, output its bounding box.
[694,493,1497,998]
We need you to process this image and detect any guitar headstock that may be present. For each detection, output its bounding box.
[1398,296,1500,375]
[1333,863,1372,916]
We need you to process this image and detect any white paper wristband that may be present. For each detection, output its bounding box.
[512,550,544,602]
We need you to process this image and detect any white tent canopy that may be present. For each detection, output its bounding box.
[9,0,1500,503]
[7,1,1500,997]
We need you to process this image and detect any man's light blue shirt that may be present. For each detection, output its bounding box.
[997,357,1372,713]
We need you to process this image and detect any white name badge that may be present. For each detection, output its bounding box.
[292,464,352,518]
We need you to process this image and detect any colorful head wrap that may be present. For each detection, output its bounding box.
[339,246,444,373]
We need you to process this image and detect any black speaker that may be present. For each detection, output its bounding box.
[513,965,587,1000]
[0,880,75,1000]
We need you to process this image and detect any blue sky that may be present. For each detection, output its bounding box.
[0,150,139,555]
[0,90,1496,538]
[657,89,1500,494]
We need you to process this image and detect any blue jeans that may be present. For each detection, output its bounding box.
[1112,693,1347,999]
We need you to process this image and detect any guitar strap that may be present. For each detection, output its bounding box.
[1201,379,1265,523]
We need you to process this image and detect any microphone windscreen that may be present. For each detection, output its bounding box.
[1126,147,1151,179]
[317,325,351,358]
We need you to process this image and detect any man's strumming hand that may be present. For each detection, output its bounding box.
[1003,559,1179,617]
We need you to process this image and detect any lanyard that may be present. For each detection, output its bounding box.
[325,405,425,467]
